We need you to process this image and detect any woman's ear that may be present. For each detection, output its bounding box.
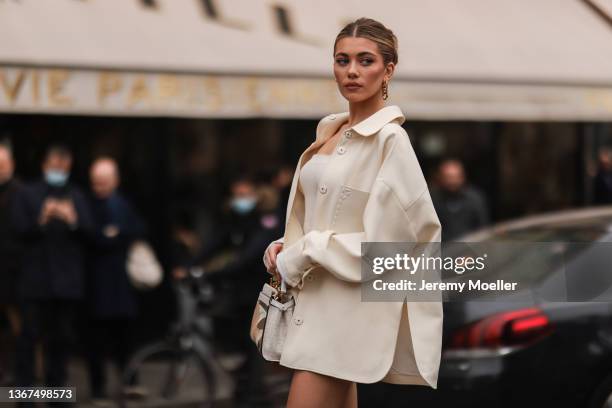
[385,62,395,81]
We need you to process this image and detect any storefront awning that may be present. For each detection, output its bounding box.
[2,0,612,120]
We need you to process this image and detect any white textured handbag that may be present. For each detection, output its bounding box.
[126,241,163,290]
[250,277,295,361]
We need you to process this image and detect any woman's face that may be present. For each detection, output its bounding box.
[333,36,393,103]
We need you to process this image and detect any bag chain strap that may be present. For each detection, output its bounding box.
[269,276,286,302]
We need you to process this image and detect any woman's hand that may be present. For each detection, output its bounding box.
[264,242,284,282]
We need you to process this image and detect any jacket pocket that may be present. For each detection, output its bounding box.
[331,185,370,233]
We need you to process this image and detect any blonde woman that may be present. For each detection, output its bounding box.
[263,17,443,408]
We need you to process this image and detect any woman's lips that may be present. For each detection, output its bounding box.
[345,84,362,91]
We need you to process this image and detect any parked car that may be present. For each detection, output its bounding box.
[359,206,612,408]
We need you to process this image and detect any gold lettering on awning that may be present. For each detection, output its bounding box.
[0,69,26,104]
[98,72,123,105]
[128,75,151,107]
[158,75,180,102]
[48,70,72,107]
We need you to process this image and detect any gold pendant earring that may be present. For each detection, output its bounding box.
[382,81,389,100]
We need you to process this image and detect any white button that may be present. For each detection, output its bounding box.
[319,184,328,194]
[344,130,352,138]
[329,114,336,120]
[294,317,303,325]
[337,146,346,155]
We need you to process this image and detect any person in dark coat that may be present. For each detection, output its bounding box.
[594,147,612,205]
[172,174,282,408]
[173,175,281,306]
[11,144,94,396]
[430,159,490,241]
[0,141,22,386]
[271,164,294,228]
[85,157,146,402]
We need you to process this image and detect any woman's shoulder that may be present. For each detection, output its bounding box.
[378,121,409,140]
[316,111,338,125]
[319,111,345,123]
[372,122,413,157]
[315,112,347,138]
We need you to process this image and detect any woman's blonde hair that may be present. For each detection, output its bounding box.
[334,17,398,66]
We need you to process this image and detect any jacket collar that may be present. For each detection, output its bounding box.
[316,104,405,142]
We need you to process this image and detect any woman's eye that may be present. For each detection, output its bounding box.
[361,59,373,65]
[335,58,348,65]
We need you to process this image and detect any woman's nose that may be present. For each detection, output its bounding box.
[348,60,359,77]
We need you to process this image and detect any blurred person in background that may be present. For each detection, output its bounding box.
[85,157,146,405]
[173,174,281,407]
[0,140,22,386]
[430,158,490,241]
[594,146,612,205]
[271,163,294,227]
[11,144,94,402]
[170,209,201,267]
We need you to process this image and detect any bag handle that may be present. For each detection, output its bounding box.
[269,276,286,302]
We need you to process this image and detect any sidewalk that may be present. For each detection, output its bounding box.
[2,354,291,407]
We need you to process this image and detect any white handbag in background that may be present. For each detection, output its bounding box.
[126,241,163,290]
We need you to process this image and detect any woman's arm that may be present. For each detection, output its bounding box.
[276,125,441,289]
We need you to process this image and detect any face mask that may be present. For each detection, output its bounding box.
[45,170,69,187]
[231,197,257,214]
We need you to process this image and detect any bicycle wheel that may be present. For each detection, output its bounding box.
[117,340,216,408]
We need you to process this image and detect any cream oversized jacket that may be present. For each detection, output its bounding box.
[265,105,443,388]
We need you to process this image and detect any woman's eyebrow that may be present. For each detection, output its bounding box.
[335,51,377,57]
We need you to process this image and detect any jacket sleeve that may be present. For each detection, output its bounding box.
[70,190,96,239]
[209,227,277,280]
[276,126,441,289]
